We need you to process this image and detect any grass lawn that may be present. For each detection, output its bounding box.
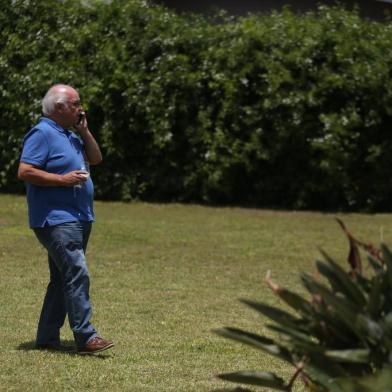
[0,193,391,391]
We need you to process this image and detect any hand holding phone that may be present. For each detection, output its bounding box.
[77,112,86,125]
[74,111,88,133]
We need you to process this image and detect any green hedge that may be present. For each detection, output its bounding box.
[2,0,392,211]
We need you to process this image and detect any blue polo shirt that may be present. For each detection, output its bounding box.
[20,117,95,228]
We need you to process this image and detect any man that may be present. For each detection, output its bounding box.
[18,84,114,354]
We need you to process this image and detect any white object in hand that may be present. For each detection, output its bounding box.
[74,163,90,188]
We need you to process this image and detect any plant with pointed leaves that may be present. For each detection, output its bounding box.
[214,219,392,391]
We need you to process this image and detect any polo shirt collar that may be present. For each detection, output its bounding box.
[40,116,70,134]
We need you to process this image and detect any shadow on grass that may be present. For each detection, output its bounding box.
[17,340,112,358]
[210,388,252,392]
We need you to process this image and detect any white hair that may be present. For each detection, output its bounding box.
[42,84,73,116]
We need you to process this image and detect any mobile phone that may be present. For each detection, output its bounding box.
[77,112,85,125]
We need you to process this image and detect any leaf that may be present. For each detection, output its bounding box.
[316,252,366,307]
[337,368,392,392]
[311,313,358,345]
[324,349,370,364]
[214,327,293,363]
[265,271,314,317]
[307,295,360,344]
[304,360,348,392]
[381,244,392,289]
[356,315,384,344]
[381,312,392,349]
[366,275,385,318]
[367,254,383,274]
[336,218,362,273]
[217,371,289,390]
[240,299,304,331]
[301,273,363,339]
[267,324,320,348]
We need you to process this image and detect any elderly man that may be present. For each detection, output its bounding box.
[18,84,114,354]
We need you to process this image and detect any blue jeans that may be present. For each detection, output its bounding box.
[33,221,98,347]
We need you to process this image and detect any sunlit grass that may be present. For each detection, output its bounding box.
[0,194,391,391]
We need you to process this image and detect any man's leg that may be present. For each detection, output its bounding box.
[36,254,66,347]
[34,222,98,347]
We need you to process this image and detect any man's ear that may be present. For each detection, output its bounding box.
[55,102,66,113]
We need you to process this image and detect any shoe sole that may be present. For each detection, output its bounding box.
[77,342,114,355]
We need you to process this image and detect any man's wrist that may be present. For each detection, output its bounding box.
[77,128,91,140]
[54,173,66,186]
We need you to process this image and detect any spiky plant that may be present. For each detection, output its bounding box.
[214,219,392,391]
[338,367,392,392]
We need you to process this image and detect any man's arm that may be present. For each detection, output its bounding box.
[18,162,88,187]
[74,115,102,165]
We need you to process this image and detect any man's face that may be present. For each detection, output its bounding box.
[58,88,83,128]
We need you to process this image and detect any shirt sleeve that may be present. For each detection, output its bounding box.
[20,128,49,168]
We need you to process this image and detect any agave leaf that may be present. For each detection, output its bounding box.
[324,349,370,364]
[356,315,384,344]
[214,327,293,363]
[302,274,360,314]
[311,317,358,346]
[217,371,289,390]
[385,312,392,324]
[367,254,384,274]
[337,368,392,392]
[299,285,357,343]
[303,355,348,391]
[355,274,372,294]
[306,355,349,378]
[366,275,385,318]
[381,244,392,289]
[316,260,348,296]
[305,378,342,392]
[347,240,362,273]
[336,218,362,273]
[267,324,319,347]
[265,271,314,317]
[382,312,392,337]
[239,299,304,331]
[316,253,366,307]
[283,339,333,362]
[268,323,362,363]
[301,274,364,340]
[379,314,392,349]
[308,301,360,344]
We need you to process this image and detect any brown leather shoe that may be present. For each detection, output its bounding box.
[77,337,114,355]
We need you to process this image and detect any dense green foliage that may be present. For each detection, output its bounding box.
[215,221,392,391]
[2,0,392,210]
